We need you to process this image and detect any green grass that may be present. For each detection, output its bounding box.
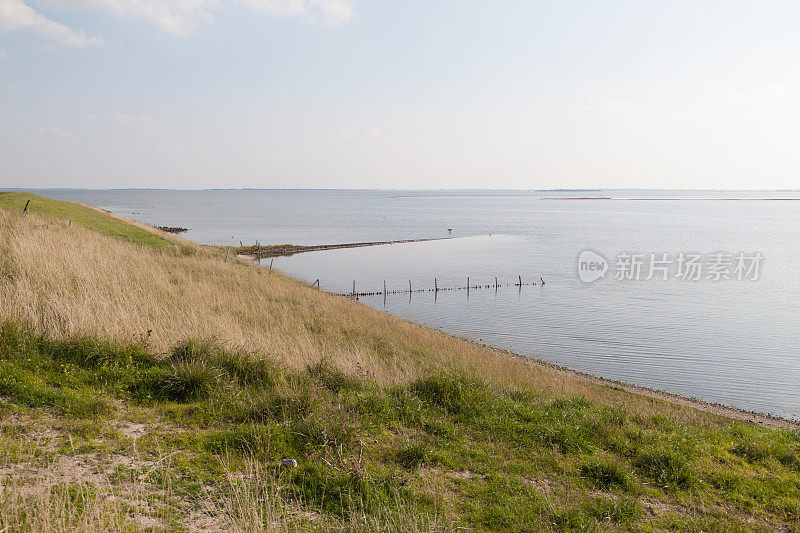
[1,322,798,531]
[0,191,172,248]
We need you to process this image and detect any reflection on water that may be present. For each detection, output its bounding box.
[273,229,800,421]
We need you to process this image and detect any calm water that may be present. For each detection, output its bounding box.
[34,189,800,419]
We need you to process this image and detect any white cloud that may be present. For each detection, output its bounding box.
[724,85,792,104]
[238,0,353,25]
[40,126,78,140]
[0,0,353,48]
[113,112,156,128]
[0,0,103,46]
[45,0,217,36]
[85,113,98,122]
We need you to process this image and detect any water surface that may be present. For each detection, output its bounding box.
[34,189,800,419]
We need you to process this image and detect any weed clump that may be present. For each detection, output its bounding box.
[633,446,694,489]
[410,373,492,420]
[308,362,361,393]
[155,360,224,403]
[396,443,429,470]
[580,458,631,490]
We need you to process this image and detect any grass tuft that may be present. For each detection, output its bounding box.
[154,360,225,403]
[580,458,631,490]
[633,446,694,489]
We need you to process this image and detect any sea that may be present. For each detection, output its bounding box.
[32,189,800,420]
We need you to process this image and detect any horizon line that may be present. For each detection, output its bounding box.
[5,187,800,193]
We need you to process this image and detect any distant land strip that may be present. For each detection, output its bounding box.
[239,236,453,258]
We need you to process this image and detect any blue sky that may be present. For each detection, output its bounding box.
[1,1,799,189]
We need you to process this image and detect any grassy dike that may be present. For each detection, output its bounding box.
[0,192,798,531]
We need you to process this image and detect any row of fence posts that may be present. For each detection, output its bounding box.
[335,275,545,298]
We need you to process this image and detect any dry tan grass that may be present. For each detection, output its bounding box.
[0,208,731,424]
[0,437,162,532]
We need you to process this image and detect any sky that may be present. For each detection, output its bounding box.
[1,1,800,190]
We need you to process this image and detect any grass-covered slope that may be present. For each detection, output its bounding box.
[0,197,799,531]
[0,191,173,248]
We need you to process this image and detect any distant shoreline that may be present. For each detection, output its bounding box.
[542,197,800,201]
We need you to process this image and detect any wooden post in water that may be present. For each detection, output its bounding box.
[467,276,470,296]
[384,280,387,294]
[540,277,545,286]
[269,258,273,274]
[352,280,356,297]
[435,278,438,292]
[518,274,522,286]
[22,200,30,214]
[225,248,229,261]
[409,279,412,293]
[313,279,320,289]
